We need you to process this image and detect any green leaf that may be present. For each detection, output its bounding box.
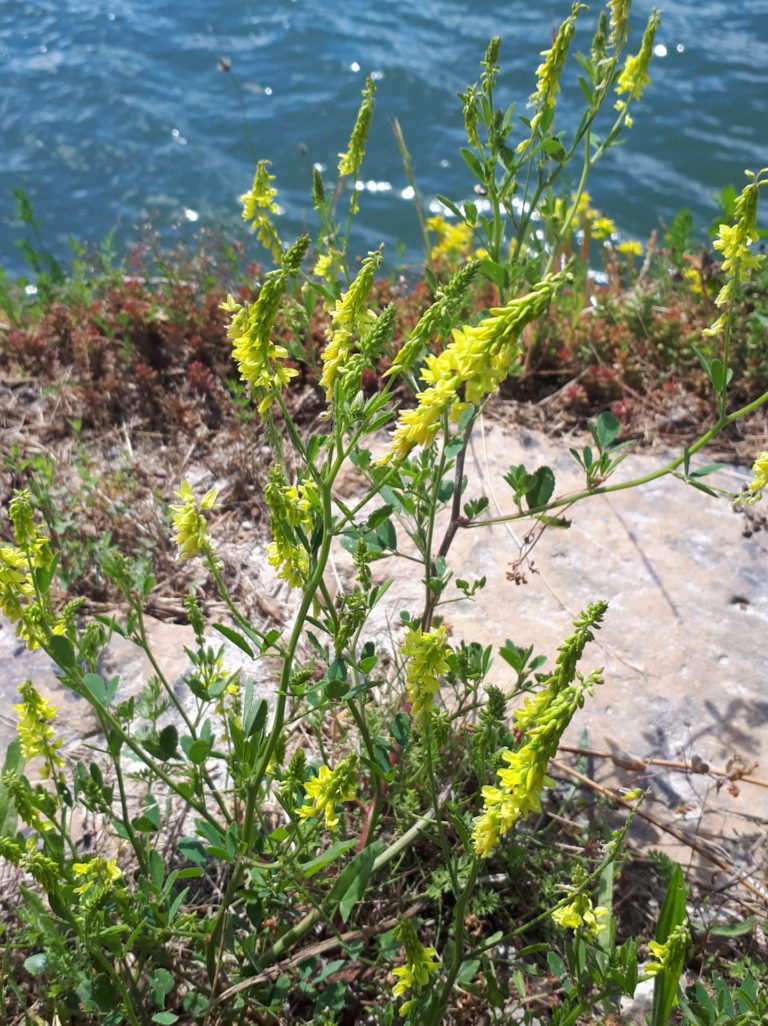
[328,843,382,923]
[178,837,208,866]
[525,465,555,509]
[375,517,397,550]
[707,358,733,394]
[0,738,24,837]
[541,137,566,162]
[460,147,485,181]
[242,680,267,738]
[434,194,464,220]
[188,738,212,765]
[651,864,687,1026]
[48,634,75,670]
[150,967,174,1009]
[23,952,48,976]
[707,915,757,938]
[300,839,357,878]
[82,672,106,704]
[595,411,620,450]
[151,1013,179,1025]
[689,463,724,479]
[478,259,507,289]
[149,848,165,889]
[133,797,161,832]
[213,622,254,659]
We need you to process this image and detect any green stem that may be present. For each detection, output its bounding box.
[471,393,768,532]
[424,860,480,1026]
[262,785,453,966]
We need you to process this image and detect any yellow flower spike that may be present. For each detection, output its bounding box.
[401,625,451,722]
[392,919,441,1016]
[338,77,376,178]
[72,856,123,896]
[704,169,767,336]
[517,2,586,153]
[473,604,605,856]
[644,924,691,987]
[297,755,358,831]
[608,0,631,49]
[748,451,768,499]
[614,9,661,116]
[264,468,317,588]
[240,160,281,262]
[170,482,218,560]
[13,681,65,773]
[382,269,569,463]
[320,247,383,397]
[617,239,643,258]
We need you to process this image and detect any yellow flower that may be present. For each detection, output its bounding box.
[338,77,376,178]
[240,160,281,262]
[614,10,661,116]
[401,625,451,721]
[552,894,610,939]
[297,755,357,831]
[592,216,617,240]
[748,451,768,498]
[170,482,218,560]
[13,681,64,773]
[517,2,586,151]
[72,856,122,896]
[427,215,474,264]
[617,239,643,258]
[704,169,766,335]
[682,266,702,294]
[313,248,344,283]
[383,270,568,462]
[392,919,441,1016]
[320,248,382,397]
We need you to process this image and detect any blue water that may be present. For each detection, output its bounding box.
[1,0,766,278]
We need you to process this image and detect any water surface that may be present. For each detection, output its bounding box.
[1,0,766,275]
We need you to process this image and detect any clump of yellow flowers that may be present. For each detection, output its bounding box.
[170,482,218,560]
[383,269,569,462]
[0,490,66,650]
[240,159,282,263]
[13,680,64,775]
[391,918,441,1017]
[472,602,606,857]
[747,452,768,501]
[704,168,767,337]
[264,465,318,588]
[401,624,451,722]
[427,215,475,266]
[297,754,358,831]
[614,10,661,127]
[552,892,610,940]
[320,247,382,398]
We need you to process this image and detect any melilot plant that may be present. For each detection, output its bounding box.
[1,2,767,1023]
